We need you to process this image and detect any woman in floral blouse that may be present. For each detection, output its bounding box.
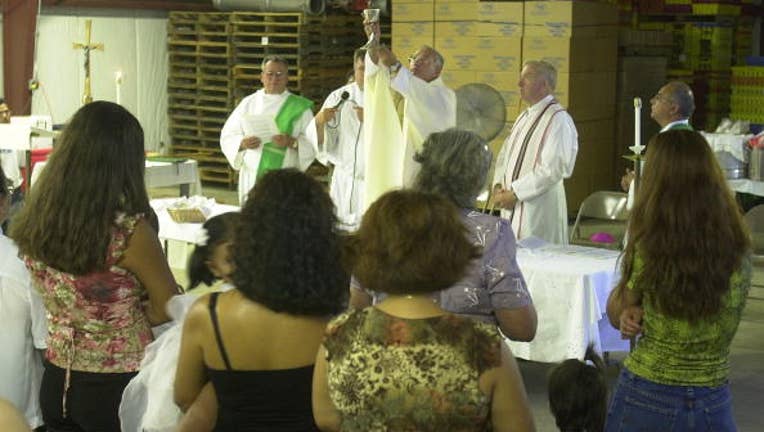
[312,190,535,431]
[11,101,178,431]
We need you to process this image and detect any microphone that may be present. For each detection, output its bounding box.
[331,91,350,109]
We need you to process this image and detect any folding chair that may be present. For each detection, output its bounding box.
[744,204,764,266]
[570,191,630,249]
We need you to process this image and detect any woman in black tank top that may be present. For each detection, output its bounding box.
[174,170,349,431]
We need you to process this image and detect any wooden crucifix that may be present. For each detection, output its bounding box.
[72,19,104,105]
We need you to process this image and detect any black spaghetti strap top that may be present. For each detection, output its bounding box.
[206,292,319,431]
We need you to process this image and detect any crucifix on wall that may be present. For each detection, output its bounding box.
[72,19,104,105]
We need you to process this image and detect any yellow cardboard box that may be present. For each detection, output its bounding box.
[393,36,434,56]
[524,1,618,27]
[522,36,617,73]
[478,1,524,23]
[472,37,522,72]
[392,22,434,39]
[441,70,477,89]
[435,21,478,38]
[475,22,523,38]
[392,2,434,22]
[435,1,479,21]
[476,71,521,92]
[523,23,618,39]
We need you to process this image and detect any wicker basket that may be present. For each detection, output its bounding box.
[167,207,207,223]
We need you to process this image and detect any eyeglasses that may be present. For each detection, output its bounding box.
[263,71,286,78]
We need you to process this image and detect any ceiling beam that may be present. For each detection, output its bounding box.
[41,0,215,11]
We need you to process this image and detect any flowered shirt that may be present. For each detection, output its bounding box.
[625,254,752,387]
[324,307,503,431]
[24,214,153,373]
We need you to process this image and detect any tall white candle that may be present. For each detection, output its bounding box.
[634,97,641,149]
[115,70,123,105]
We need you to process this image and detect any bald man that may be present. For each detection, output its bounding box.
[621,81,695,191]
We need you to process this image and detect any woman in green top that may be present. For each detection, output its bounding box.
[606,130,751,431]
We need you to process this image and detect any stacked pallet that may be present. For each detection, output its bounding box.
[230,13,373,106]
[168,11,375,188]
[168,12,236,187]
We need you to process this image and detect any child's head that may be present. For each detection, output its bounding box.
[548,345,607,432]
[187,212,240,290]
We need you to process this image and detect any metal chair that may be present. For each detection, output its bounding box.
[744,204,764,265]
[570,191,630,249]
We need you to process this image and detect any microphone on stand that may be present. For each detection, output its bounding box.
[332,91,350,110]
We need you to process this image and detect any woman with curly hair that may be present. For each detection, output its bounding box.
[10,101,178,431]
[350,128,536,341]
[174,169,349,431]
[605,130,751,431]
[313,190,535,431]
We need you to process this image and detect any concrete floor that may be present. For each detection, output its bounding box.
[157,184,764,431]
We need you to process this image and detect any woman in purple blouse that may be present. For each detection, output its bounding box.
[350,128,537,341]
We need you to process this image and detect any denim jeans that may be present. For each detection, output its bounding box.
[605,368,736,432]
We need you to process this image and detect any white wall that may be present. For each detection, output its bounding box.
[32,7,169,152]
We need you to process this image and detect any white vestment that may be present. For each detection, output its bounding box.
[363,54,457,209]
[0,230,47,428]
[220,90,315,204]
[0,150,22,188]
[493,95,578,244]
[310,82,365,230]
[388,63,457,185]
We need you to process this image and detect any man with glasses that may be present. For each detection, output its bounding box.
[491,61,579,244]
[362,20,456,187]
[620,81,694,192]
[220,56,316,204]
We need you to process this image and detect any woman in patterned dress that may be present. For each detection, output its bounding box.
[313,190,535,431]
[11,101,179,431]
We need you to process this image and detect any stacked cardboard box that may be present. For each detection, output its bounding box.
[523,0,619,211]
[432,0,524,122]
[392,0,435,58]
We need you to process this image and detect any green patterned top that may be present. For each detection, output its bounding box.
[624,254,751,386]
[323,307,503,431]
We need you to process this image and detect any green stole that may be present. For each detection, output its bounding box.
[256,94,314,179]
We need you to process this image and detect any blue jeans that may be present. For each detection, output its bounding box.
[605,369,736,432]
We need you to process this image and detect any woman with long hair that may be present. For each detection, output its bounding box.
[605,130,751,431]
[313,190,535,431]
[174,169,348,430]
[11,101,179,431]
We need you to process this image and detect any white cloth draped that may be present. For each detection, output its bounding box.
[220,90,315,204]
[493,95,578,244]
[0,231,47,428]
[362,55,405,211]
[309,82,366,230]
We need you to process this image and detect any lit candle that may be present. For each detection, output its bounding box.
[115,70,123,105]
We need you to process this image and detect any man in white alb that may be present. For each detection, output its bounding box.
[492,61,578,244]
[311,49,367,230]
[220,56,316,204]
[362,20,457,190]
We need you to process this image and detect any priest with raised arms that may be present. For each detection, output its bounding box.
[220,56,315,204]
[492,60,578,244]
[361,17,456,205]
